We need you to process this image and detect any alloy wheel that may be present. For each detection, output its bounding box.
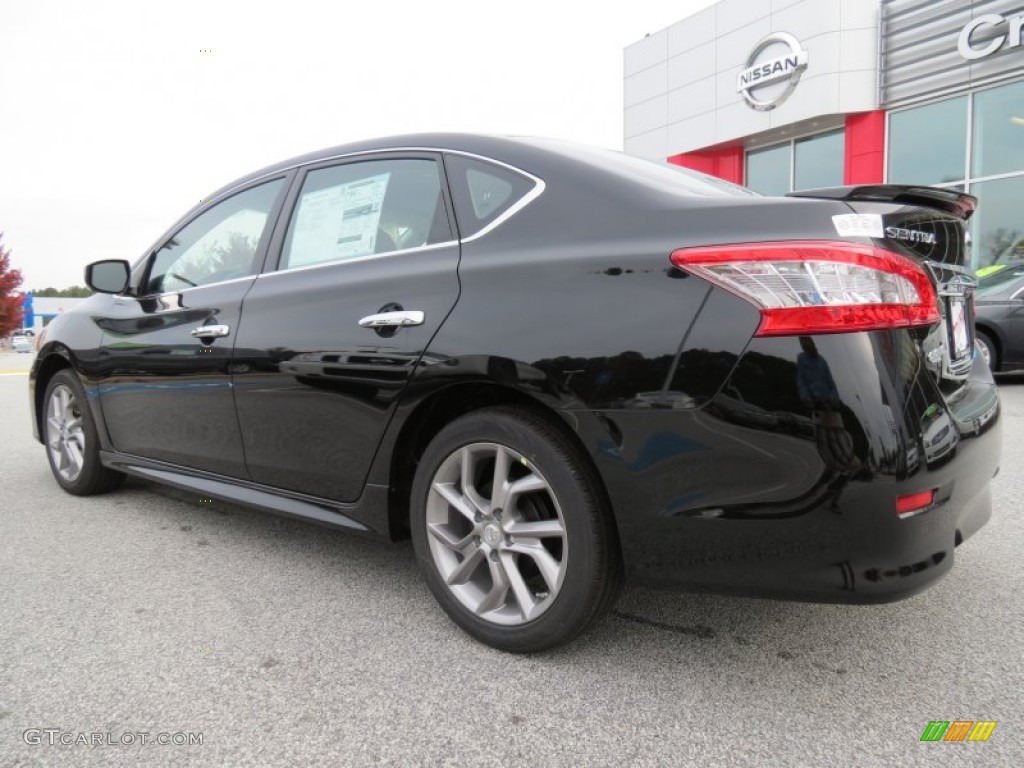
[424,442,567,626]
[46,384,86,483]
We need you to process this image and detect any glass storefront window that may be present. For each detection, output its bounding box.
[794,130,844,190]
[972,80,1024,179]
[887,83,1024,272]
[746,143,790,196]
[971,175,1024,269]
[888,96,967,185]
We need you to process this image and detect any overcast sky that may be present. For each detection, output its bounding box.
[1,0,717,289]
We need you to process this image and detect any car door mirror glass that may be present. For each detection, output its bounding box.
[85,260,130,293]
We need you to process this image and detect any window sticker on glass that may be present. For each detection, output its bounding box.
[289,173,391,266]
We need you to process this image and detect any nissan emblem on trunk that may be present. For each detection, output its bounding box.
[736,32,808,111]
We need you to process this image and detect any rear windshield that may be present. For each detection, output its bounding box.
[518,137,758,199]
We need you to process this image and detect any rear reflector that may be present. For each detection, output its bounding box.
[670,241,940,336]
[896,490,935,516]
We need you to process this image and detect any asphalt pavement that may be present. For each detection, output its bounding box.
[1,357,1022,767]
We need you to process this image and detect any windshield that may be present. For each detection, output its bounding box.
[976,262,1024,297]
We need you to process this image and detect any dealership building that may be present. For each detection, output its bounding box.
[624,0,1024,270]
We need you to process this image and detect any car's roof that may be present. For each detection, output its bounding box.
[208,134,548,194]
[204,133,753,204]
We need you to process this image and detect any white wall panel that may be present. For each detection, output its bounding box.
[625,0,883,157]
[667,41,717,91]
[625,63,668,108]
[624,96,668,138]
[667,77,718,121]
[839,26,879,72]
[840,0,878,29]
[624,30,667,77]
[770,0,842,44]
[668,7,717,56]
[838,69,879,109]
[667,112,718,152]
[624,128,669,160]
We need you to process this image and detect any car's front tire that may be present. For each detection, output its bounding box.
[43,370,125,495]
[410,406,621,652]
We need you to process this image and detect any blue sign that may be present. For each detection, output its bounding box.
[22,292,34,329]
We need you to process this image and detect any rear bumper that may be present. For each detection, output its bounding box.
[585,330,1002,603]
[617,446,995,604]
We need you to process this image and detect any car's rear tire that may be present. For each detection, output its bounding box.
[976,329,998,372]
[410,406,621,652]
[43,370,125,495]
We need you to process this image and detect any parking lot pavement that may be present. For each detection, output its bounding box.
[0,350,36,373]
[2,372,1022,767]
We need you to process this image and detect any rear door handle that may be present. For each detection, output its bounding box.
[190,324,231,339]
[358,310,425,329]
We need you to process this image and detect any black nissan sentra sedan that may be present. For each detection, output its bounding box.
[30,134,1001,651]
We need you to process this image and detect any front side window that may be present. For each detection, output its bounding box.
[146,179,284,294]
[280,159,448,270]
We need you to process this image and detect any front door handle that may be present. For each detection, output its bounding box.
[358,310,425,329]
[190,324,231,339]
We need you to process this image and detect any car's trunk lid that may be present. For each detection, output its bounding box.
[789,184,979,384]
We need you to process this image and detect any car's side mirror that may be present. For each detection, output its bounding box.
[85,260,130,294]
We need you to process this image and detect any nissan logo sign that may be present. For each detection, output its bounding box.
[957,13,1024,60]
[736,32,809,111]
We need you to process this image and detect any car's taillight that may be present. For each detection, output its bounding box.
[670,241,940,337]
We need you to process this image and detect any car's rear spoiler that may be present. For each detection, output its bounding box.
[786,185,977,220]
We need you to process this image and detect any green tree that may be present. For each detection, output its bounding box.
[0,233,26,337]
[31,285,93,298]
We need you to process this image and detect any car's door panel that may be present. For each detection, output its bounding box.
[94,281,255,475]
[231,154,460,502]
[93,177,289,476]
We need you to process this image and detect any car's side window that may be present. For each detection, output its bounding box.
[145,179,285,294]
[280,159,449,270]
[444,154,537,239]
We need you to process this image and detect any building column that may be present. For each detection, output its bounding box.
[844,110,886,185]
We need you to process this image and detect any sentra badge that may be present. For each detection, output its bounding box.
[886,226,938,245]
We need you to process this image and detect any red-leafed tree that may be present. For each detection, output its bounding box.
[0,233,26,337]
